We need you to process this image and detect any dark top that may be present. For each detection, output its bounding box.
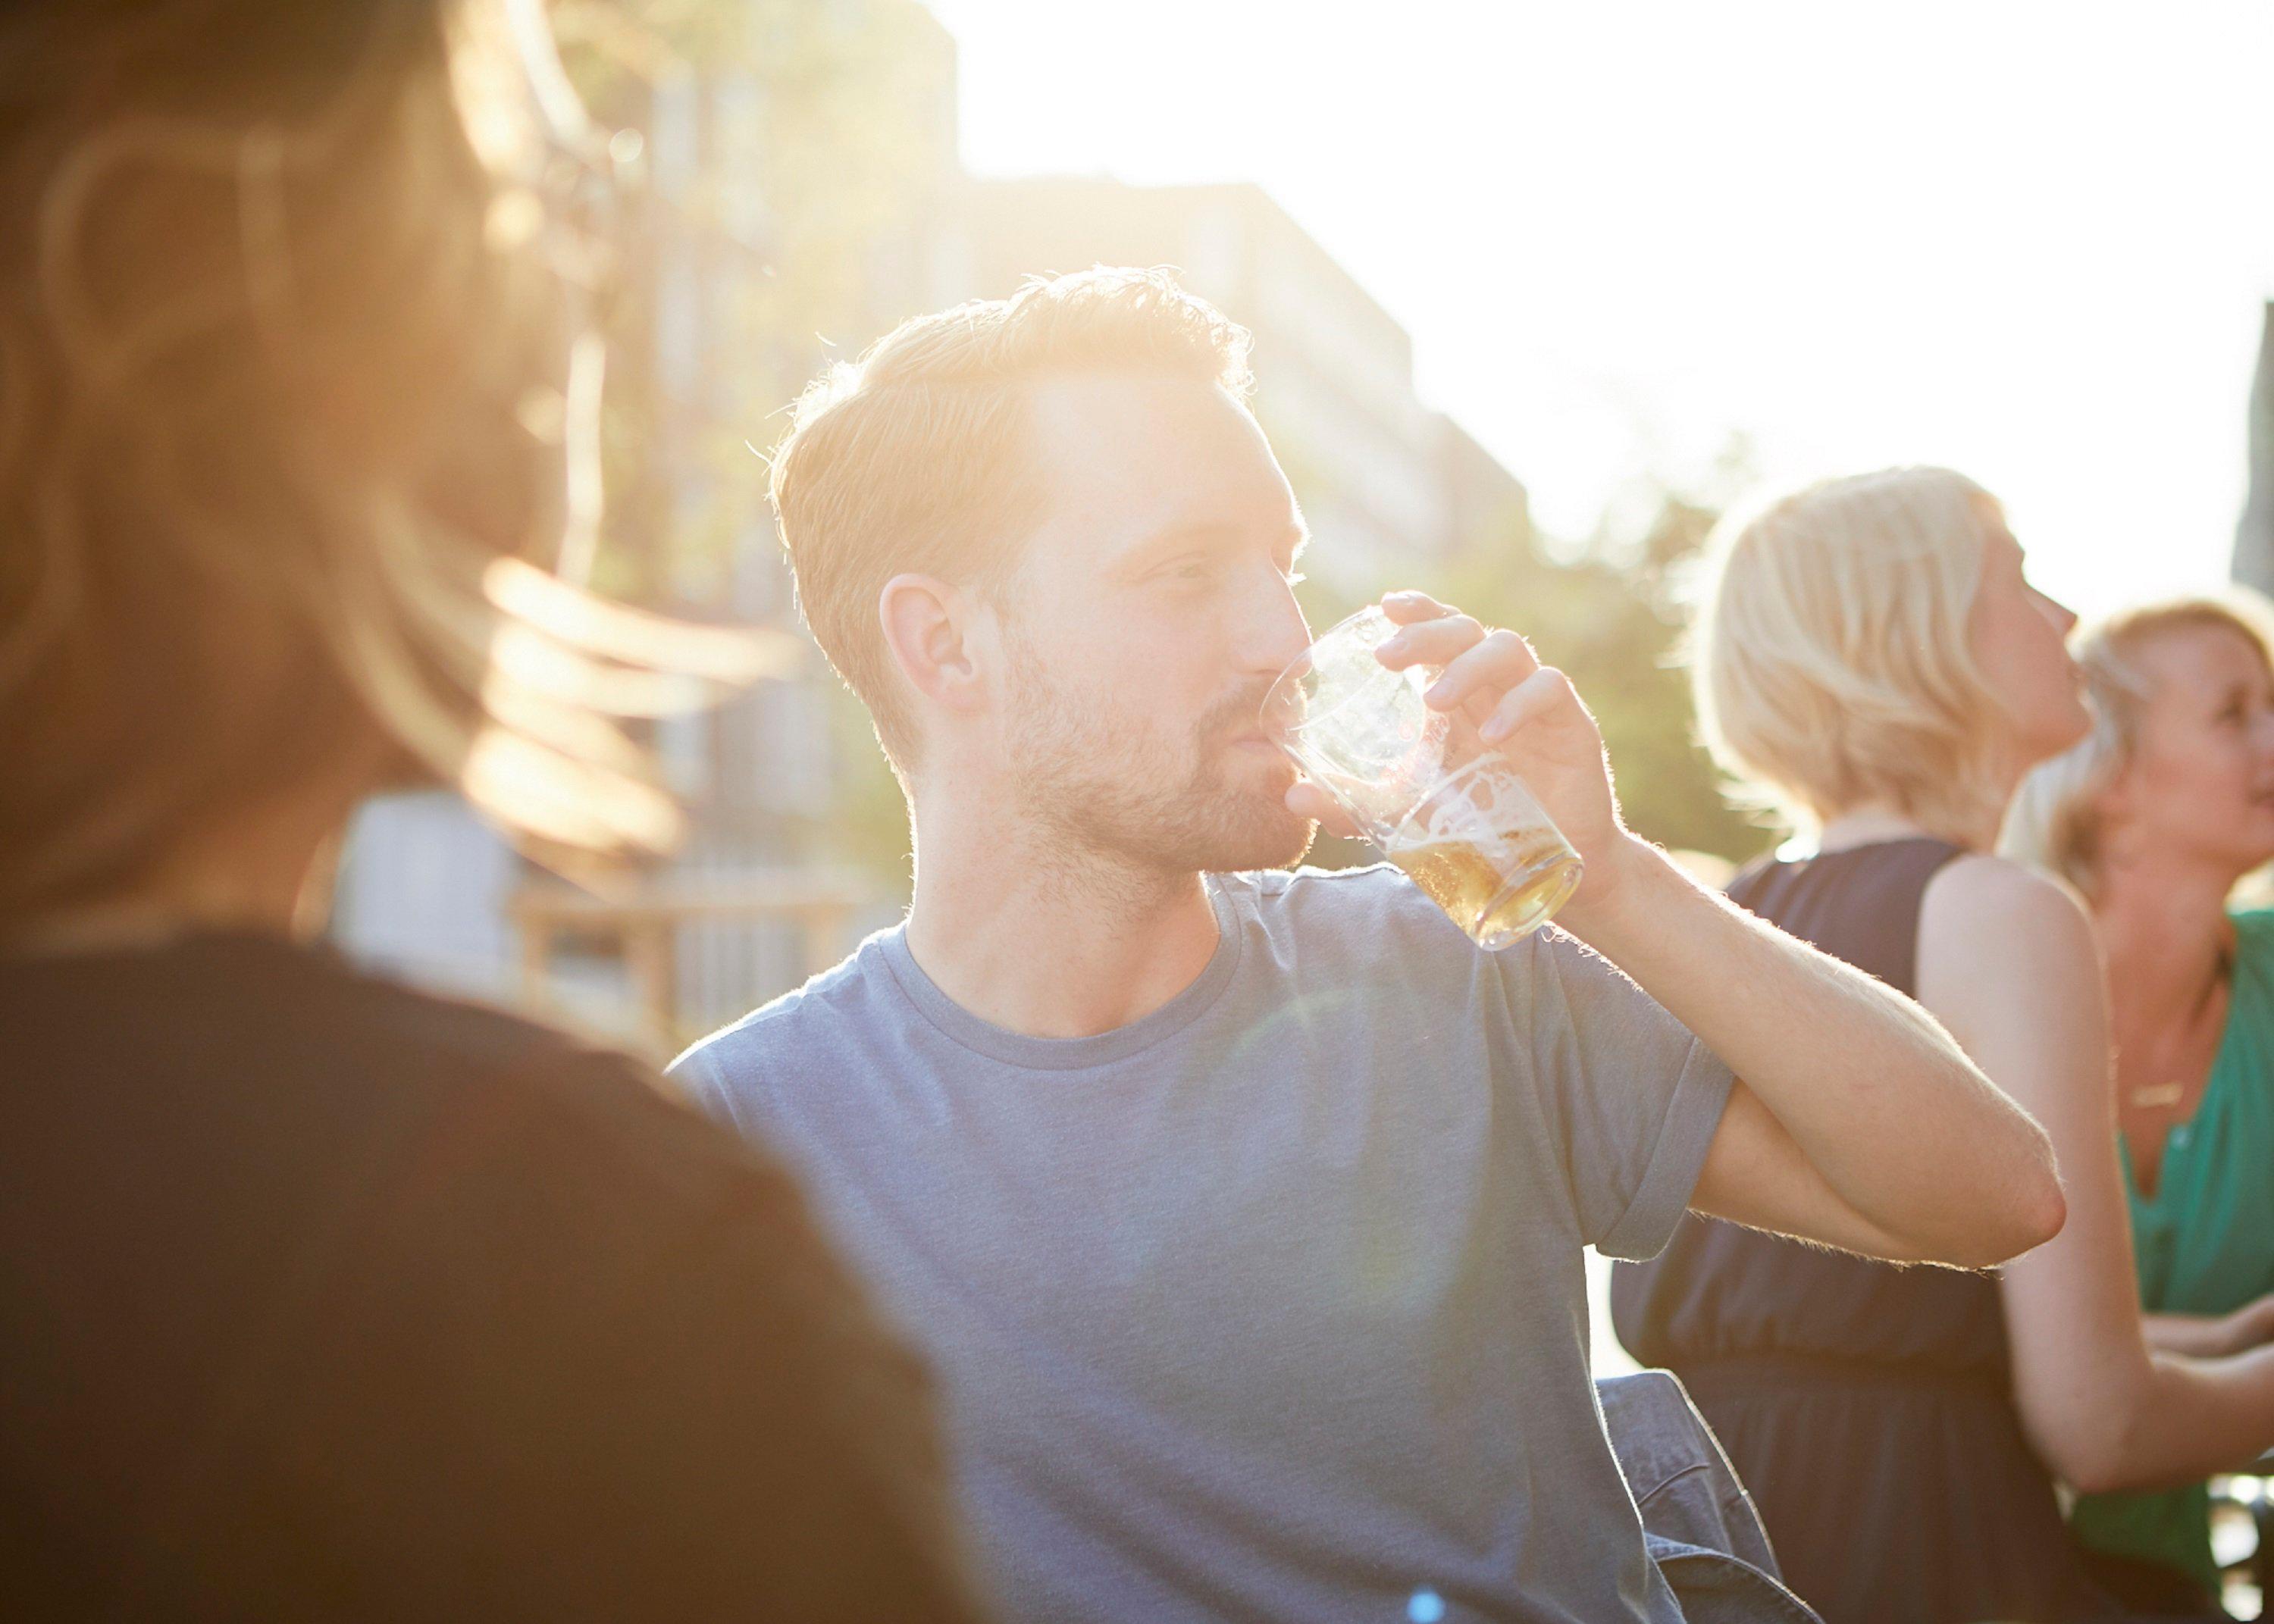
[0,931,985,1622]
[1612,840,2153,1624]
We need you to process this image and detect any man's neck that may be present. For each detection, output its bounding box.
[903,809,1223,1040]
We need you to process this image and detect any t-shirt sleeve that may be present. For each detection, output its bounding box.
[1504,927,1735,1260]
[666,1036,737,1127]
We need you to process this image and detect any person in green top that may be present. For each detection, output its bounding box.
[2009,591,2274,1610]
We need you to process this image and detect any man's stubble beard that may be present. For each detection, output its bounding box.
[1002,640,1314,879]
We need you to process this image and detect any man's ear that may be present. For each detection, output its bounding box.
[879,573,990,718]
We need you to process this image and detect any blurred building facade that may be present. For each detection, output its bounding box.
[336,2,963,1043]
[334,2,1527,1050]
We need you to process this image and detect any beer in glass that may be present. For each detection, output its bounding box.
[1261,605,1582,947]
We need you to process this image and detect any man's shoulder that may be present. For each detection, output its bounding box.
[669,929,905,1103]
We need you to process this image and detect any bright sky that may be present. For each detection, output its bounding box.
[925,0,2274,620]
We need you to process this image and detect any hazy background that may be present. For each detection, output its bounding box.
[935,0,2274,618]
[342,0,2274,1065]
[317,0,2274,1462]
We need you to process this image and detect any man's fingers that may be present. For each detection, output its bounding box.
[1420,627,1540,710]
[1377,589,1458,624]
[1479,666,1576,743]
[1377,613,1486,670]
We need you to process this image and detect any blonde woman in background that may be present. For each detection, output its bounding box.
[1613,468,2274,1624]
[0,2,982,1618]
[2007,595,2274,1607]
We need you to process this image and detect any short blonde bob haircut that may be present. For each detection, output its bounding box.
[2003,592,2274,899]
[1693,466,2011,843]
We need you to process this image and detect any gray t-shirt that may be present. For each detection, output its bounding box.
[675,865,1735,1624]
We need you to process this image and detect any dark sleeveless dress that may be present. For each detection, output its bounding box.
[1612,840,2171,1624]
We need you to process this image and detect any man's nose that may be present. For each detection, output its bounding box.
[1241,573,1314,679]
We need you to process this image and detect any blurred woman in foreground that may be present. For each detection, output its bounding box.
[2007,595,2274,1604]
[0,2,980,1617]
[1613,468,2274,1624]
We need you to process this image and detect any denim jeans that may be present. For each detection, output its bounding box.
[1599,1372,1824,1624]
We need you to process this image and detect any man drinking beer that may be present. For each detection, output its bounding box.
[676,268,2065,1622]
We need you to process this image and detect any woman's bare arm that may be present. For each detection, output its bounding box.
[2142,1296,2274,1360]
[1920,854,2274,1491]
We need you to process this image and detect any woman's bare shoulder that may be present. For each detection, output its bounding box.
[1922,850,2091,931]
[1918,853,2102,1007]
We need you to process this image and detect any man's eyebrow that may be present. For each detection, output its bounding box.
[1111,520,1229,571]
[1117,518,1306,568]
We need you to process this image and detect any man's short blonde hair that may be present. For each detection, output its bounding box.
[1693,467,2008,841]
[768,266,1254,770]
[2003,592,2274,897]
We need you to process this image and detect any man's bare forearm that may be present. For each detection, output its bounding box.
[1557,837,2063,1265]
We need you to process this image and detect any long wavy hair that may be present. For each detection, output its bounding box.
[0,0,772,921]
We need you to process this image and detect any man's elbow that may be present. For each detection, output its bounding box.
[2019,1157,2069,1254]
[2006,1121,2069,1256]
[1976,1175,2066,1269]
[1906,1125,2066,1271]
[1960,1128,2067,1268]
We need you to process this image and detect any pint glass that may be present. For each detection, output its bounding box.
[1261,605,1583,947]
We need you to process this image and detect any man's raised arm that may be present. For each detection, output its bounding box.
[1289,588,2066,1272]
[1558,836,2065,1269]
